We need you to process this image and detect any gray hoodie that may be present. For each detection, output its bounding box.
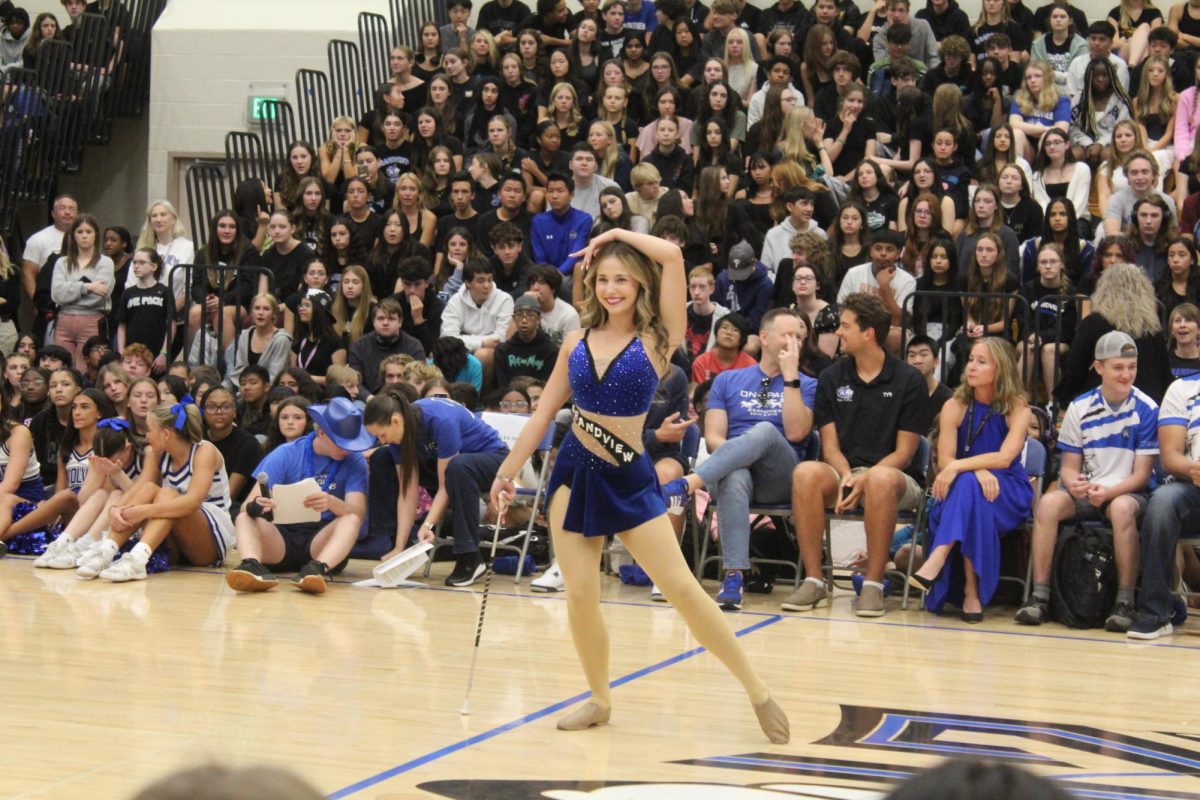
[50,255,115,314]
[0,27,28,71]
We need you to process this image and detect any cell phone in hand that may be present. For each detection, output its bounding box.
[841,485,853,502]
[357,164,368,178]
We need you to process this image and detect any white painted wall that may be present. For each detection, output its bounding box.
[144,0,1123,212]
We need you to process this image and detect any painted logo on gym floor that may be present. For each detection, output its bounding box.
[418,705,1200,799]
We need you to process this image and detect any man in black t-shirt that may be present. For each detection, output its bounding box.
[477,0,532,44]
[905,335,953,421]
[785,292,931,618]
[474,175,535,261]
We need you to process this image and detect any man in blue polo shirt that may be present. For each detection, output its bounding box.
[661,307,816,610]
[530,173,592,274]
[1016,331,1158,633]
[225,397,371,595]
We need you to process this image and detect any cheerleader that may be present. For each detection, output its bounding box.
[34,416,141,569]
[76,397,234,582]
[0,388,113,551]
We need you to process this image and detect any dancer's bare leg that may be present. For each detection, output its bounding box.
[547,488,612,730]
[619,513,789,743]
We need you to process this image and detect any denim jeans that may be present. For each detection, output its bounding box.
[1137,481,1200,623]
[696,422,800,571]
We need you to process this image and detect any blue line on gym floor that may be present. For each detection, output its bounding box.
[325,614,783,799]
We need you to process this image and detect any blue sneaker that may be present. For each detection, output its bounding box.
[1172,597,1189,627]
[661,478,689,516]
[1127,614,1173,641]
[717,571,744,611]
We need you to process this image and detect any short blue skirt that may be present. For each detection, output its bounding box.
[547,431,667,537]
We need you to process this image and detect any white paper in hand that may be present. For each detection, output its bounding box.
[270,478,323,525]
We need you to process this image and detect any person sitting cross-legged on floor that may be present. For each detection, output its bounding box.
[1016,331,1158,632]
[225,397,371,595]
[786,292,932,617]
[660,308,817,611]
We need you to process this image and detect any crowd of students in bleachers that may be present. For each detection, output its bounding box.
[5,0,1200,637]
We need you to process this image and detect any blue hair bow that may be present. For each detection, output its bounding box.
[97,417,130,431]
[171,395,194,430]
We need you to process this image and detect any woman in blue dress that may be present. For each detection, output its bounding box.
[489,228,789,743]
[908,337,1033,622]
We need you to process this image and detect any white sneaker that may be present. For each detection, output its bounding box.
[33,536,74,568]
[77,548,117,580]
[100,556,148,583]
[650,584,667,602]
[44,540,85,569]
[75,537,103,566]
[531,562,565,592]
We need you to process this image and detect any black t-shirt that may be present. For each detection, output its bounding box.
[813,355,932,481]
[598,28,627,60]
[757,2,811,36]
[347,212,383,252]
[972,21,1030,61]
[1108,4,1163,38]
[377,142,414,183]
[826,115,877,177]
[929,382,954,421]
[1001,197,1044,244]
[209,427,263,502]
[474,208,534,260]
[261,243,316,302]
[477,0,531,35]
[116,283,176,352]
[516,12,567,41]
[861,193,900,232]
[686,306,714,360]
[1171,352,1200,380]
[292,330,345,379]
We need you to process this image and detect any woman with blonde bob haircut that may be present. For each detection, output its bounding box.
[487,227,790,744]
[1056,261,1172,404]
[908,337,1033,622]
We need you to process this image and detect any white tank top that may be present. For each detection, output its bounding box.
[65,447,91,493]
[0,438,41,485]
[160,442,231,514]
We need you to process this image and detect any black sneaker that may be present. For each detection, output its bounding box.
[1105,600,1136,633]
[293,559,329,594]
[0,540,6,558]
[1015,595,1049,625]
[445,551,486,587]
[225,558,279,592]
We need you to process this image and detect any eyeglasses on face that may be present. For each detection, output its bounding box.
[499,400,529,411]
[205,403,235,413]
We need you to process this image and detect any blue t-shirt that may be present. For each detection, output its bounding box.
[623,0,658,32]
[708,365,818,458]
[1011,95,1071,127]
[389,398,507,466]
[254,433,369,523]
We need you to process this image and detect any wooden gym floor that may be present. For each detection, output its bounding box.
[4,553,1200,800]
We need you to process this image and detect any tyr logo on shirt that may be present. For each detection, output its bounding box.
[837,385,854,402]
[882,391,894,398]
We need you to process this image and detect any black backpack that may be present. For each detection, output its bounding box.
[1050,524,1117,629]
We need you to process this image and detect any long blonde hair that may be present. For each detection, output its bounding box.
[1014,60,1061,115]
[590,120,620,179]
[578,242,670,364]
[1119,0,1159,36]
[1091,261,1163,338]
[332,264,376,342]
[1103,119,1149,178]
[778,107,817,171]
[1135,55,1177,120]
[952,337,1027,415]
[549,82,582,137]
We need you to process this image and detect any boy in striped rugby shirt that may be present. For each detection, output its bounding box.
[1016,331,1159,632]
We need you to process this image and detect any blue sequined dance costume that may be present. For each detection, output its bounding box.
[547,331,665,537]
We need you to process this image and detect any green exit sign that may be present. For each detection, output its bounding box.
[249,96,280,122]
[246,83,288,125]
